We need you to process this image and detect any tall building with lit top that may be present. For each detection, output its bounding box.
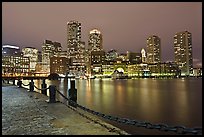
[146,35,161,64]
[174,31,193,76]
[67,20,83,75]
[141,48,146,63]
[88,29,103,51]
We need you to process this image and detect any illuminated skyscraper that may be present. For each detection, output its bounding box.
[87,29,103,76]
[146,35,161,63]
[22,47,38,72]
[88,29,102,51]
[67,20,83,75]
[42,40,62,73]
[67,20,81,59]
[174,31,193,76]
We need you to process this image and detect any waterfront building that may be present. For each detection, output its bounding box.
[2,54,30,76]
[126,51,142,64]
[42,40,62,73]
[90,50,105,75]
[22,47,38,72]
[117,53,128,62]
[148,62,180,77]
[105,49,118,63]
[193,68,202,77]
[127,63,150,77]
[50,56,69,75]
[174,31,193,76]
[2,44,21,56]
[146,35,161,63]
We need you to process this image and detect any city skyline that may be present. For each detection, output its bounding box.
[2,2,202,67]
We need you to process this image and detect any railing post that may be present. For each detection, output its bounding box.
[49,85,56,103]
[13,79,15,85]
[17,79,22,88]
[41,79,47,95]
[29,79,34,92]
[68,80,77,107]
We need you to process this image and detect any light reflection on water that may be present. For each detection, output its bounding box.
[21,78,202,135]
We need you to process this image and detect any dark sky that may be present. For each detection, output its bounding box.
[2,2,202,67]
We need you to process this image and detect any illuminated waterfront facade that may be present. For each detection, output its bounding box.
[22,47,38,72]
[2,45,20,55]
[126,51,142,64]
[2,45,30,76]
[105,49,118,63]
[90,50,105,75]
[50,56,69,75]
[146,35,161,63]
[174,31,193,76]
[42,40,62,73]
[2,55,30,76]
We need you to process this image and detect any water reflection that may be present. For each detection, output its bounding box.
[21,78,202,135]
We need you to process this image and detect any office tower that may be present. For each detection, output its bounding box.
[42,40,54,73]
[67,20,81,59]
[67,20,83,75]
[174,31,193,76]
[146,35,161,63]
[88,29,103,51]
[141,48,146,63]
[42,40,61,73]
[22,47,38,72]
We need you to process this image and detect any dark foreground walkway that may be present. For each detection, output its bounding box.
[2,83,128,135]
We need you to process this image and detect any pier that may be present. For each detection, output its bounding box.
[2,82,128,135]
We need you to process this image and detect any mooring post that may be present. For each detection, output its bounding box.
[41,79,47,95]
[29,79,34,92]
[49,85,56,103]
[68,80,77,107]
[7,79,9,84]
[17,79,22,88]
[13,79,15,85]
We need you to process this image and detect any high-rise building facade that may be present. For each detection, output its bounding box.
[22,47,38,72]
[88,29,103,51]
[67,20,83,75]
[67,21,81,60]
[174,31,193,76]
[42,40,62,73]
[146,35,161,64]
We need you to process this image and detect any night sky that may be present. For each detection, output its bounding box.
[2,2,202,67]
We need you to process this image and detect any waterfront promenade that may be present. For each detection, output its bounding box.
[2,83,128,135]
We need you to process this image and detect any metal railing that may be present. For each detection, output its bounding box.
[14,79,202,135]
